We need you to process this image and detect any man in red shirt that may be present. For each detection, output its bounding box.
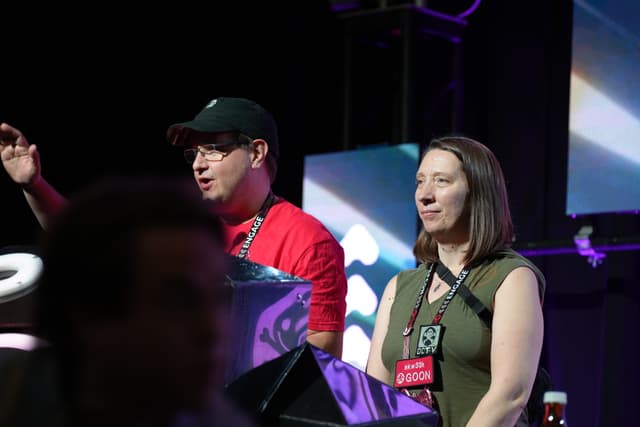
[0,97,347,358]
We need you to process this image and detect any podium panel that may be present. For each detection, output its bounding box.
[226,342,439,427]
[225,256,312,384]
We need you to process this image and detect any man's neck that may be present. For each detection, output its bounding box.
[220,189,274,226]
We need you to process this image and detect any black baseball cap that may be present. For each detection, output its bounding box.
[167,97,280,159]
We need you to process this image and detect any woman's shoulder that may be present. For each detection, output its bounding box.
[483,249,546,296]
[487,249,540,271]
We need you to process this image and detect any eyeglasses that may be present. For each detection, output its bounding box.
[183,136,252,164]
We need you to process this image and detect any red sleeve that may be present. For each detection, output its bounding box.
[291,239,347,332]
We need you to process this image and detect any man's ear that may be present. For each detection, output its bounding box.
[251,138,269,168]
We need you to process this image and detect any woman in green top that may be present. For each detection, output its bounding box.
[366,136,544,427]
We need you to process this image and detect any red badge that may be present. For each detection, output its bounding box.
[394,356,434,388]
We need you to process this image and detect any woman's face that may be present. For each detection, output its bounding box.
[415,149,470,244]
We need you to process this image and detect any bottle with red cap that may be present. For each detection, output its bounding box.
[541,391,567,426]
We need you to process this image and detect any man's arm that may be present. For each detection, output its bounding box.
[23,176,68,229]
[1,123,68,228]
[293,239,348,360]
[307,330,343,360]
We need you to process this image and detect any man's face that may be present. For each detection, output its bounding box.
[91,226,231,410]
[186,131,253,207]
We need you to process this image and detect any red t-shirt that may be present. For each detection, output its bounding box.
[222,197,347,331]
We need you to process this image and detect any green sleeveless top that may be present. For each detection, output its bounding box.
[381,249,545,427]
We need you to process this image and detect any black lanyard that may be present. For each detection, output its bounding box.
[236,192,277,259]
[402,262,470,359]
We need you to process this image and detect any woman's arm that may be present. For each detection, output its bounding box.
[365,275,398,384]
[466,266,544,427]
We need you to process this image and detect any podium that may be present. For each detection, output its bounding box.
[225,256,312,384]
[226,342,439,427]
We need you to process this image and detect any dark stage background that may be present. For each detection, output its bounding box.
[2,1,638,425]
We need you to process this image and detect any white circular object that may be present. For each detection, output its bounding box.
[0,252,43,303]
[0,333,46,351]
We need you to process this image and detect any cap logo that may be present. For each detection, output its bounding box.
[205,99,218,109]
